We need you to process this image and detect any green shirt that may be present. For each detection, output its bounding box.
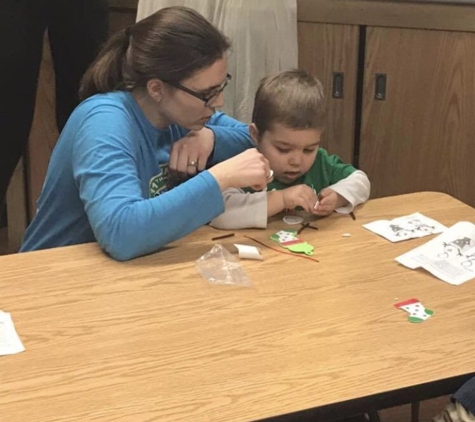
[267,148,356,193]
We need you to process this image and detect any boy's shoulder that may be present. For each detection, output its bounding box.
[313,147,353,167]
[315,147,335,160]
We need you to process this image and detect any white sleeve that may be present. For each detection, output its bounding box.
[209,188,268,229]
[328,170,371,214]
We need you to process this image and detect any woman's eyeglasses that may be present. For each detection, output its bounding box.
[164,74,232,106]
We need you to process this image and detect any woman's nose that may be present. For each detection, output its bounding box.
[207,91,225,109]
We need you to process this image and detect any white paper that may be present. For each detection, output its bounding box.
[234,244,263,260]
[363,212,447,242]
[396,221,475,285]
[0,311,25,355]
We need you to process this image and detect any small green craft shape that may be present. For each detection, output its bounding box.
[270,229,314,256]
[408,308,434,323]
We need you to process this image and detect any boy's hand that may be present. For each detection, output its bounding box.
[313,188,348,216]
[281,185,319,213]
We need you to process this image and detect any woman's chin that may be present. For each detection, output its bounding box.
[187,121,207,131]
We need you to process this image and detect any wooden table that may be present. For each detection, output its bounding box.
[1,192,474,422]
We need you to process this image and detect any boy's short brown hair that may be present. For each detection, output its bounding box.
[252,69,325,135]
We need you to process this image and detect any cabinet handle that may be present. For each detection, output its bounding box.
[375,73,387,101]
[332,72,344,99]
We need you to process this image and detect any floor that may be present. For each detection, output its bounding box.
[0,225,450,421]
[379,396,448,421]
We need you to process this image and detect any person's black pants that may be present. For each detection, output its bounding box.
[0,0,109,213]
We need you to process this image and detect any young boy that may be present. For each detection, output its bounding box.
[210,69,370,229]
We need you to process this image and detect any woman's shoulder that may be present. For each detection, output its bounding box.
[78,90,132,111]
[71,91,144,130]
[66,91,141,143]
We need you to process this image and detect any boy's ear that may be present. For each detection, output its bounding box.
[249,123,260,145]
[147,78,164,102]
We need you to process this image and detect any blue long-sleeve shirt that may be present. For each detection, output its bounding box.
[20,91,253,260]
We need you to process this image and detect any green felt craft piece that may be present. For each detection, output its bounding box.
[287,243,314,256]
[270,230,314,256]
[408,316,425,323]
[408,309,434,323]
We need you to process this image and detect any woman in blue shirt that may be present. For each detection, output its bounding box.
[21,6,270,261]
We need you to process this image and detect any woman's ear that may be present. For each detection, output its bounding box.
[249,123,260,146]
[146,79,164,103]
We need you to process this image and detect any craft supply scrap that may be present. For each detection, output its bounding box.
[234,244,263,260]
[396,221,475,285]
[0,310,25,355]
[363,212,447,242]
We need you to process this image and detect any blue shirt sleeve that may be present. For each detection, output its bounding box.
[72,105,225,261]
[206,112,255,164]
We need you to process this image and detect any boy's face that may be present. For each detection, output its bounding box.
[251,123,322,184]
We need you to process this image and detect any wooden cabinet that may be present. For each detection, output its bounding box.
[298,23,359,164]
[360,27,475,205]
[298,1,475,207]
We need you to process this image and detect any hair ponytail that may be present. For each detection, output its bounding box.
[79,28,131,100]
[80,7,230,101]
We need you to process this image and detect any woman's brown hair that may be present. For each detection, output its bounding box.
[79,6,230,100]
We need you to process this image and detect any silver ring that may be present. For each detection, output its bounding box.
[187,160,198,167]
[266,169,274,179]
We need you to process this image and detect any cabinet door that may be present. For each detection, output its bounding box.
[298,22,359,164]
[360,27,475,207]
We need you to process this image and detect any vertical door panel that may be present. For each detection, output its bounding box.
[298,22,359,164]
[360,27,475,207]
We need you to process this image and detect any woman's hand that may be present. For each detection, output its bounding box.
[169,127,215,176]
[208,148,271,191]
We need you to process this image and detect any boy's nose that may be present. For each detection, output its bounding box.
[288,154,302,166]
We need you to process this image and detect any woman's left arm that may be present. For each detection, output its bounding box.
[205,112,254,164]
[169,112,254,174]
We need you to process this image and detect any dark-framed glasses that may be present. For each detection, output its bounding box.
[164,73,232,106]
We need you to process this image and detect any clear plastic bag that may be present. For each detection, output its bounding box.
[196,244,253,287]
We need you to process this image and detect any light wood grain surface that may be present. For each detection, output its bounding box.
[297,0,475,32]
[359,27,475,207]
[1,192,474,422]
[298,22,359,164]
